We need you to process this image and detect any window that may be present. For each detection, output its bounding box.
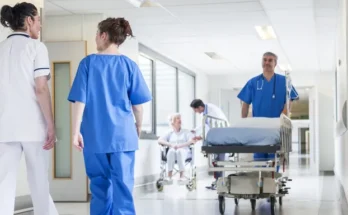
[178,71,195,129]
[52,62,72,179]
[138,56,153,133]
[156,61,177,136]
[138,44,196,138]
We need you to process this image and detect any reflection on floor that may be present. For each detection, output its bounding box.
[18,150,348,215]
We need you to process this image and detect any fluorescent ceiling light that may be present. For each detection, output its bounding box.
[205,52,225,60]
[125,0,160,7]
[255,25,277,40]
[278,64,292,72]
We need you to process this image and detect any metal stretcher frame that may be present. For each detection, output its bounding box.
[200,114,293,215]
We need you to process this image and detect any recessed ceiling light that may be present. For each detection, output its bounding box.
[125,0,160,8]
[255,25,277,40]
[205,52,224,60]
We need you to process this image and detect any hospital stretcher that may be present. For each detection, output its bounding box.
[201,114,292,215]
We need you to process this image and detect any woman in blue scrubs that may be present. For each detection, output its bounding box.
[68,18,152,215]
[237,52,298,161]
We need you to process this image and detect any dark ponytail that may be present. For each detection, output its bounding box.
[0,5,14,28]
[98,17,134,46]
[0,3,38,31]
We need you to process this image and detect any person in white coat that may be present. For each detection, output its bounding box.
[190,99,229,190]
[0,3,58,215]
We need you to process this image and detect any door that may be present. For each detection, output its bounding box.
[220,89,242,124]
[45,41,88,201]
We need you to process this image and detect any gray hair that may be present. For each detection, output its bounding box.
[168,113,181,126]
[263,52,278,63]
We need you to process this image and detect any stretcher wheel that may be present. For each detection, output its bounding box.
[156,179,164,192]
[234,198,238,205]
[218,195,225,214]
[270,197,276,215]
[250,199,256,210]
[186,179,196,191]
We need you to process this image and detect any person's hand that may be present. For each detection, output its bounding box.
[174,145,179,150]
[72,133,84,152]
[135,124,141,138]
[194,136,202,141]
[43,124,56,150]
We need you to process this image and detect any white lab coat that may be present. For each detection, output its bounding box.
[194,103,229,136]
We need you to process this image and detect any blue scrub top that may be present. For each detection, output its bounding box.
[237,73,298,117]
[68,54,152,154]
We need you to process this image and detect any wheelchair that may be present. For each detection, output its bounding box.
[156,145,197,192]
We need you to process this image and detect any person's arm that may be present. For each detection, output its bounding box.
[241,102,250,118]
[282,85,299,116]
[237,80,253,118]
[72,102,85,137]
[34,42,55,150]
[132,104,143,137]
[158,132,173,147]
[67,58,88,150]
[128,63,152,136]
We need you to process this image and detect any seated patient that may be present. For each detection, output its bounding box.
[158,113,197,182]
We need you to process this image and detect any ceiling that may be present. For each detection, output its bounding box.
[44,0,339,75]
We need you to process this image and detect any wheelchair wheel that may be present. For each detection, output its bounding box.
[218,195,225,214]
[156,179,164,192]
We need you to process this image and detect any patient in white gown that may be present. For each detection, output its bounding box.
[158,113,198,183]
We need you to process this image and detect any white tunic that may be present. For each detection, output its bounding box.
[0,32,51,142]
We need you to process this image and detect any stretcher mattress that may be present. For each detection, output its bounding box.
[204,117,281,146]
[204,127,280,146]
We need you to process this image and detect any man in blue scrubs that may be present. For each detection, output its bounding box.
[237,52,299,161]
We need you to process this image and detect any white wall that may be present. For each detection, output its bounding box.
[334,0,348,199]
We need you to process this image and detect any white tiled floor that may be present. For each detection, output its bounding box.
[20,150,348,215]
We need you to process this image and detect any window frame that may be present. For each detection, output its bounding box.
[138,43,196,139]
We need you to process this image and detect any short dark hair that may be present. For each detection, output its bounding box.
[1,2,38,31]
[98,17,134,46]
[190,99,205,108]
[263,52,278,63]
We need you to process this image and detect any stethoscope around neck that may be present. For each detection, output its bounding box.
[256,74,276,99]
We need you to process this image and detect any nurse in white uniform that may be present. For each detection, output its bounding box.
[158,113,198,182]
[0,2,58,215]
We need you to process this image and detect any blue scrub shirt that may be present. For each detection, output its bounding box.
[68,54,152,154]
[237,73,298,117]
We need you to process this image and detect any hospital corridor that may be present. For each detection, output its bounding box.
[1,0,348,215]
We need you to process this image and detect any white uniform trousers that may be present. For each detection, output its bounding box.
[167,148,190,172]
[0,142,59,215]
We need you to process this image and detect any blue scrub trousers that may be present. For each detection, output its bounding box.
[84,151,136,215]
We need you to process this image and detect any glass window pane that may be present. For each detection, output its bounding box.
[53,62,71,178]
[156,61,177,136]
[138,55,153,133]
[178,71,195,129]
